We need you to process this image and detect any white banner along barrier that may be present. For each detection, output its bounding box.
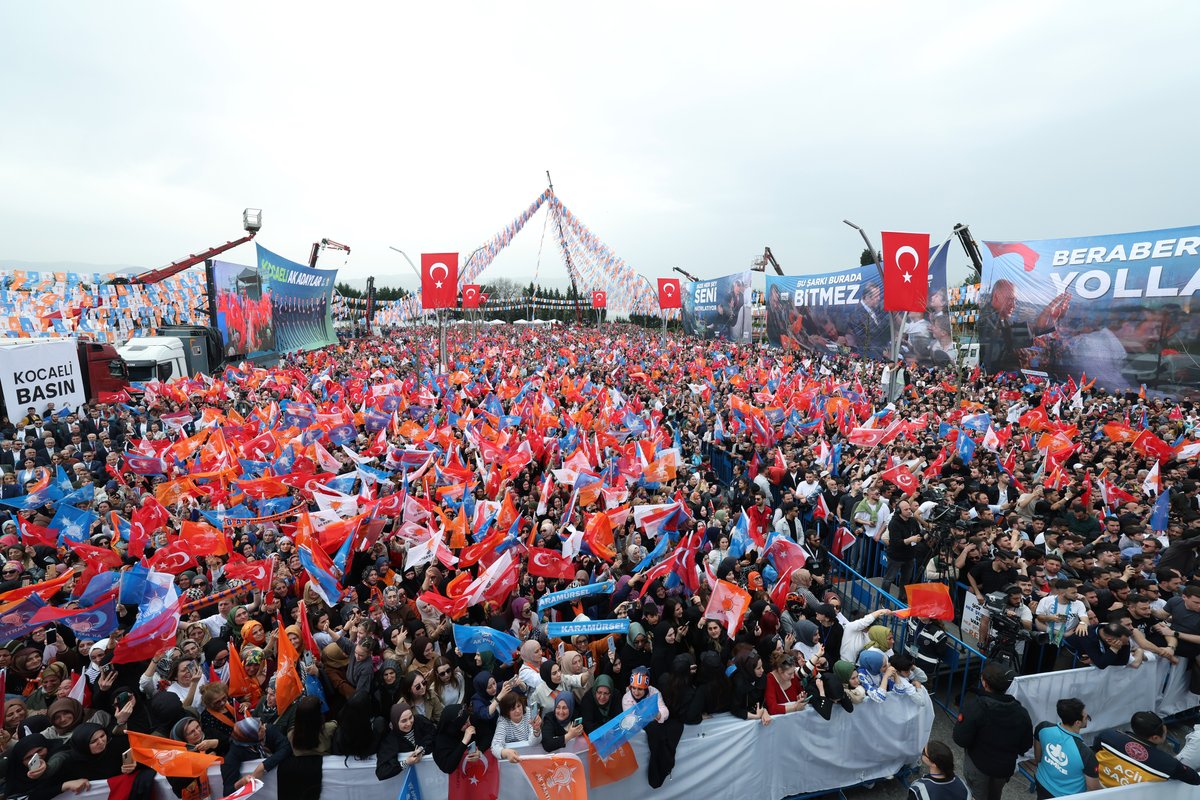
[64,692,933,800]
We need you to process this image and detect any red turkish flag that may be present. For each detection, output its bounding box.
[462,284,482,309]
[591,290,607,309]
[527,547,576,580]
[421,252,459,309]
[450,751,499,800]
[880,463,919,495]
[881,231,930,312]
[657,278,682,309]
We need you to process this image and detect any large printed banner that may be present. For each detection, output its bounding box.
[765,246,948,365]
[681,270,754,342]
[979,225,1200,396]
[0,339,87,416]
[255,245,338,354]
[212,260,274,358]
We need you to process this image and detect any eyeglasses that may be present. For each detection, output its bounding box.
[437,669,451,677]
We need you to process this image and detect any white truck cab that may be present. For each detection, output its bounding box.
[117,337,189,383]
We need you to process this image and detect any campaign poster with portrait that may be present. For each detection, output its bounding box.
[211,260,274,359]
[765,267,891,361]
[680,270,754,343]
[255,244,338,354]
[979,225,1200,397]
[765,245,948,365]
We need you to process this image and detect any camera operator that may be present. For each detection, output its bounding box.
[979,585,1033,663]
[883,499,923,600]
[968,549,1022,604]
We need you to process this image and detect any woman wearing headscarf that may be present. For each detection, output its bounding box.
[792,619,822,662]
[41,698,94,745]
[833,661,867,704]
[855,649,894,703]
[4,697,32,745]
[406,632,437,684]
[372,658,404,715]
[555,649,592,702]
[202,640,230,684]
[469,670,515,747]
[375,702,435,780]
[220,717,292,794]
[22,663,67,713]
[320,641,355,715]
[239,645,270,702]
[7,648,44,697]
[53,722,145,794]
[165,716,219,800]
[540,693,584,752]
[650,621,685,684]
[729,650,771,724]
[863,625,895,659]
[578,674,618,732]
[527,660,563,717]
[331,690,385,759]
[696,650,731,715]
[646,654,701,789]
[619,622,653,675]
[432,703,475,774]
[5,733,91,800]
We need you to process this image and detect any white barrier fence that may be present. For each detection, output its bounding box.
[1060,777,1195,800]
[1011,659,1197,734]
[65,692,933,800]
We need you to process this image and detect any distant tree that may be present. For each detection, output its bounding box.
[860,248,876,267]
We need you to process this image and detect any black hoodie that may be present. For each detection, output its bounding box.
[952,688,1033,778]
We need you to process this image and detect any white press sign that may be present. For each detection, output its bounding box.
[0,340,87,416]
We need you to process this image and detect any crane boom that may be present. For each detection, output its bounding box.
[309,238,351,269]
[109,232,257,285]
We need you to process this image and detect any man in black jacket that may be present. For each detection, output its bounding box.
[953,661,1033,800]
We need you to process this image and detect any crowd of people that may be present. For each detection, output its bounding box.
[1,321,1199,800]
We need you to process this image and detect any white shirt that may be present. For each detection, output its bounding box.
[1035,594,1087,641]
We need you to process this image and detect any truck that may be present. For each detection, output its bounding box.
[117,325,223,382]
[0,336,129,415]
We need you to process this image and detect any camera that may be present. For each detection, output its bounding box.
[984,591,1035,641]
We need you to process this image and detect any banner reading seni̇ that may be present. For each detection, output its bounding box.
[979,225,1200,397]
[256,244,338,354]
[681,270,754,342]
[765,246,948,366]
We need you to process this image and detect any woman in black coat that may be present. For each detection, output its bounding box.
[729,650,771,724]
[432,704,475,774]
[375,702,436,781]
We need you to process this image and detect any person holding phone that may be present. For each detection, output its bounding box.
[540,694,584,752]
[375,702,435,781]
[490,693,542,764]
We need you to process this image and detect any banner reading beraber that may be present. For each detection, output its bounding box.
[0,340,87,416]
[255,244,339,354]
[979,224,1200,398]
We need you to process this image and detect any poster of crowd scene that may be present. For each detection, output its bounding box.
[765,248,947,365]
[211,260,275,359]
[681,270,754,343]
[979,224,1200,398]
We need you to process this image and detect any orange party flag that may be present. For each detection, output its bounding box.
[518,753,588,800]
[274,614,304,714]
[226,641,260,707]
[128,731,221,778]
[587,738,637,788]
[894,582,954,620]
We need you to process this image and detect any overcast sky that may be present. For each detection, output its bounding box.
[1,2,1196,292]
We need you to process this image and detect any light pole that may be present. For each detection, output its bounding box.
[636,274,662,333]
[388,246,438,376]
[843,220,904,401]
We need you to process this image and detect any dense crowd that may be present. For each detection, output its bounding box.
[1,322,1199,800]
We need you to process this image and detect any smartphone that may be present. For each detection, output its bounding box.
[28,753,43,771]
[122,749,133,766]
[466,742,478,755]
[573,717,583,727]
[46,629,57,644]
[556,642,565,658]
[607,637,617,662]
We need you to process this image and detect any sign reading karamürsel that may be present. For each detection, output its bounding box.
[0,340,87,416]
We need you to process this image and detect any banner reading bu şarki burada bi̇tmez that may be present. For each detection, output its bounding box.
[681,270,754,343]
[255,244,338,354]
[765,246,948,366]
[979,224,1200,398]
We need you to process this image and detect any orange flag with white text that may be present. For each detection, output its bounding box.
[519,753,588,800]
[128,731,221,778]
